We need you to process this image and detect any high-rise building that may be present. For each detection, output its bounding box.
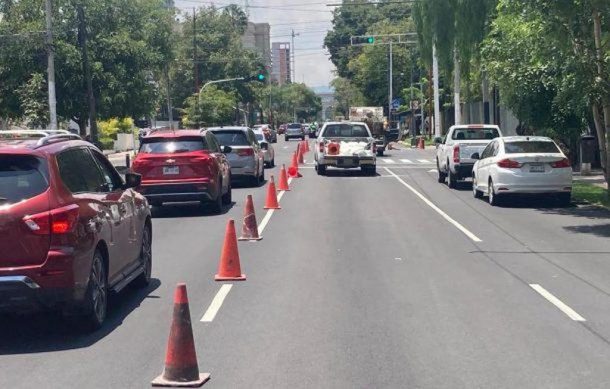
[271,42,291,85]
[241,22,271,69]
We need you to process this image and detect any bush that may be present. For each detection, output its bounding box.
[99,137,115,150]
[98,117,134,139]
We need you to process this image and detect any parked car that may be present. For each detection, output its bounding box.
[436,124,503,188]
[314,121,377,176]
[131,129,232,212]
[285,123,305,141]
[253,130,275,167]
[208,127,265,186]
[471,136,572,206]
[0,131,151,330]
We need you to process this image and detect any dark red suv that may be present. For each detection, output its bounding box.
[0,132,152,329]
[131,129,232,212]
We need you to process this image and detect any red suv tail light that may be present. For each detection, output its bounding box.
[497,159,522,169]
[551,158,570,168]
[453,145,460,163]
[237,148,254,157]
[23,204,79,235]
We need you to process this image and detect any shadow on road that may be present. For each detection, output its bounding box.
[0,279,161,355]
[151,201,235,219]
[538,203,610,238]
[323,170,379,178]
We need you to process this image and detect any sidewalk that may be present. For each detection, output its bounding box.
[573,171,607,189]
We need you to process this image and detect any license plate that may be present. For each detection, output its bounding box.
[163,166,179,175]
[529,164,545,173]
[337,157,355,167]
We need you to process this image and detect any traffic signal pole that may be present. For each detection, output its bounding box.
[45,0,58,130]
[388,41,393,129]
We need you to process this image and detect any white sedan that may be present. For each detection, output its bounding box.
[253,130,275,167]
[472,136,572,206]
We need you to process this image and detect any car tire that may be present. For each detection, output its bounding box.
[376,149,384,157]
[316,164,326,176]
[208,192,223,214]
[222,178,232,205]
[556,192,571,207]
[301,136,305,141]
[270,158,275,168]
[447,168,458,189]
[488,179,501,206]
[134,225,152,288]
[362,165,376,176]
[437,159,446,183]
[284,136,289,142]
[472,176,483,198]
[79,251,108,331]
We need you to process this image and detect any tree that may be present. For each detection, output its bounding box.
[181,86,237,127]
[331,77,366,117]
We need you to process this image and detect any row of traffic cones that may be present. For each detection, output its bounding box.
[152,143,309,387]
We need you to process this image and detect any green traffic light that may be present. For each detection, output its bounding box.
[367,36,375,44]
[257,74,265,81]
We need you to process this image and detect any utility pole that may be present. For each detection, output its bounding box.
[193,8,199,92]
[388,41,393,129]
[77,5,97,141]
[433,43,441,137]
[291,30,299,83]
[166,66,173,130]
[45,0,58,130]
[453,49,461,125]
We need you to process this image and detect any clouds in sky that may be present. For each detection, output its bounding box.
[175,0,336,87]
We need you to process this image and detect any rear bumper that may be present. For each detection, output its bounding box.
[494,170,572,194]
[230,166,258,178]
[452,163,474,177]
[318,155,376,169]
[139,180,214,203]
[285,133,304,139]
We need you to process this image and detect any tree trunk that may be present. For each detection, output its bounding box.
[592,104,607,176]
[592,10,609,189]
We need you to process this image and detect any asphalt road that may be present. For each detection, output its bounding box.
[2,139,610,388]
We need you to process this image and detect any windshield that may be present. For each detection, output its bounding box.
[0,155,48,204]
[322,124,369,138]
[211,131,250,146]
[504,141,560,154]
[288,123,302,129]
[139,137,208,154]
[254,133,265,141]
[452,128,499,140]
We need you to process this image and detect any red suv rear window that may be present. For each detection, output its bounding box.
[0,155,49,205]
[139,136,208,154]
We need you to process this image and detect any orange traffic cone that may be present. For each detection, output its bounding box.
[238,195,262,241]
[288,152,302,178]
[305,141,310,152]
[277,165,290,191]
[264,176,281,209]
[418,137,425,149]
[298,144,304,165]
[215,219,246,281]
[152,284,210,387]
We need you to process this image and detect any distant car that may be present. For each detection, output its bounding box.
[131,129,232,212]
[254,124,277,143]
[285,123,305,141]
[278,124,287,135]
[208,127,265,186]
[253,130,275,167]
[471,136,572,206]
[0,131,151,330]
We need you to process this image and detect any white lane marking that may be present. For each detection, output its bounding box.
[257,177,292,234]
[384,167,482,242]
[529,284,586,322]
[400,159,413,164]
[428,169,437,173]
[418,159,431,163]
[201,284,233,322]
[381,159,396,164]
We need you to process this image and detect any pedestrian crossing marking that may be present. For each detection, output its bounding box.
[417,159,431,163]
[400,159,413,163]
[381,159,396,164]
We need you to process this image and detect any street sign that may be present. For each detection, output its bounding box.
[391,98,402,110]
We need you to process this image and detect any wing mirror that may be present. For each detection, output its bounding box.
[124,172,142,189]
[470,152,480,160]
[222,145,232,154]
[434,136,443,145]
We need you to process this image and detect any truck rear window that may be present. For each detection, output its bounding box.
[0,155,48,204]
[504,141,560,154]
[211,131,250,146]
[322,124,369,138]
[452,128,499,140]
[140,137,208,154]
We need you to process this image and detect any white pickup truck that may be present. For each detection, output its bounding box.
[435,124,502,188]
[314,121,377,176]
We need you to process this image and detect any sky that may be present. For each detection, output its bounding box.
[174,0,336,88]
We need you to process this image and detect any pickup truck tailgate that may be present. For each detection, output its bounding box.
[458,142,489,161]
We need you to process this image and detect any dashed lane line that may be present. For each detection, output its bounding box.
[530,284,586,322]
[384,167,482,243]
[257,177,292,234]
[201,284,233,322]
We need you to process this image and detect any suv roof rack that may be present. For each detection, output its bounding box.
[35,133,82,148]
[0,130,51,138]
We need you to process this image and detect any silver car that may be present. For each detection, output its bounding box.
[207,127,265,186]
[285,123,305,141]
[253,130,275,167]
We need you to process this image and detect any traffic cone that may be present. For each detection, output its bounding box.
[298,144,305,165]
[418,137,425,149]
[277,165,290,191]
[264,176,281,209]
[215,219,246,281]
[288,152,302,178]
[305,141,310,152]
[152,284,210,387]
[238,195,262,241]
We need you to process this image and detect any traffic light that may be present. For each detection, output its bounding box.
[247,72,266,82]
[257,73,265,81]
[367,36,375,44]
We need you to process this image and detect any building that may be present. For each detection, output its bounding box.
[312,86,336,121]
[241,22,271,69]
[271,42,291,85]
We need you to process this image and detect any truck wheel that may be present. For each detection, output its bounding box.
[376,149,384,157]
[437,160,446,183]
[447,169,458,189]
[317,164,326,176]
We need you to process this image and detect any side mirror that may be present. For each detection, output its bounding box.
[124,172,141,189]
[222,145,232,154]
[260,143,269,150]
[434,136,443,145]
[471,152,480,160]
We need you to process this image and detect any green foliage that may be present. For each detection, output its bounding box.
[182,86,237,127]
[98,117,135,140]
[16,73,49,128]
[257,83,322,124]
[98,137,115,150]
[330,77,366,118]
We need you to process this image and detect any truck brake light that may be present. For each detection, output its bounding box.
[453,145,460,163]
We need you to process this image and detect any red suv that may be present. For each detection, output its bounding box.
[131,129,232,212]
[0,132,152,330]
